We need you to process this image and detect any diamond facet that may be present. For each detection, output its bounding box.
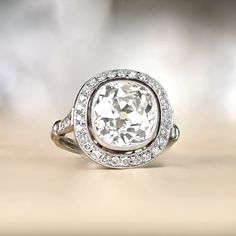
[73,69,173,168]
[90,80,160,151]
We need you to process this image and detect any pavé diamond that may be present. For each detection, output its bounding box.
[90,79,160,151]
[73,69,174,168]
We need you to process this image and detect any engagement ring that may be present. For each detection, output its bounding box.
[51,69,179,168]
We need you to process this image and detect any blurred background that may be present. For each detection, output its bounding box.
[0,1,236,236]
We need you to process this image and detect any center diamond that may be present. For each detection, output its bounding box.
[90,79,159,151]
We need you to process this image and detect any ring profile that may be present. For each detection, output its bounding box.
[51,69,179,168]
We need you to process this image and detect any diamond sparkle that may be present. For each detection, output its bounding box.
[90,80,160,151]
[74,69,173,168]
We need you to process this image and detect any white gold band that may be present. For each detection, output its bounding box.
[51,109,179,159]
[51,69,180,168]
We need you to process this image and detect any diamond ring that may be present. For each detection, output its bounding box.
[51,69,179,168]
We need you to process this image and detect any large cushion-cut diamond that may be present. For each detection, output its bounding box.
[90,80,159,151]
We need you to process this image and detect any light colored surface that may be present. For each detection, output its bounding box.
[0,0,236,235]
[0,117,236,236]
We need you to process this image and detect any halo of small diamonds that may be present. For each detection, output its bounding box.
[74,69,173,168]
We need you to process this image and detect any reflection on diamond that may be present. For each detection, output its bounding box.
[90,80,159,151]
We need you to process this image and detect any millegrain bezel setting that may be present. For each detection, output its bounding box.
[73,69,173,168]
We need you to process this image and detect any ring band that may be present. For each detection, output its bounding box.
[51,69,179,168]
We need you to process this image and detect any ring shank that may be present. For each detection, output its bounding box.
[51,109,180,155]
[51,122,82,154]
[51,109,82,154]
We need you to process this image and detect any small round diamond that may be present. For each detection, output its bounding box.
[73,69,173,168]
[84,143,92,151]
[121,157,130,167]
[90,80,160,151]
[142,151,151,161]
